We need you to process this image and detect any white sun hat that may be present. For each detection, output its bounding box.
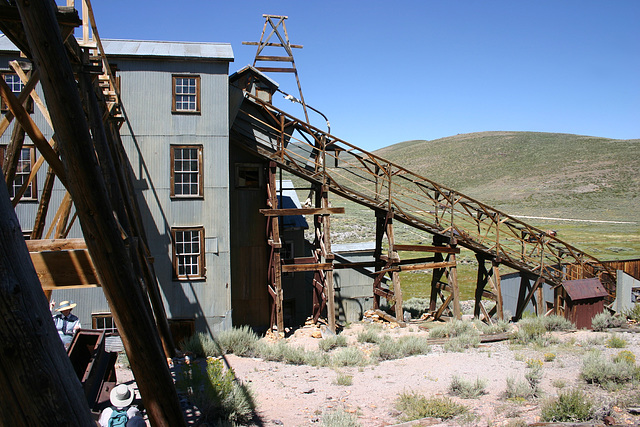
[110,384,135,408]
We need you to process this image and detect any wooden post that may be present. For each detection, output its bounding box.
[14,2,186,425]
[373,211,385,310]
[266,162,284,334]
[1,177,96,426]
[492,260,504,320]
[474,254,487,318]
[449,250,461,320]
[385,213,403,322]
[320,184,336,332]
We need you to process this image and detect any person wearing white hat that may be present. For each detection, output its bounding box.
[51,300,81,349]
[98,384,143,427]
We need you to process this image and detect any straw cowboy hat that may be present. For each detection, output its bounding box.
[110,384,135,408]
[56,300,77,312]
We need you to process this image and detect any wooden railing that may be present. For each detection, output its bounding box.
[231,92,616,294]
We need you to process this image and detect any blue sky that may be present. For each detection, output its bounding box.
[89,0,639,151]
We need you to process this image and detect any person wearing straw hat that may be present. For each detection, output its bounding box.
[51,300,81,349]
[98,384,142,427]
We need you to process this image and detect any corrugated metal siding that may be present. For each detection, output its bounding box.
[3,41,233,335]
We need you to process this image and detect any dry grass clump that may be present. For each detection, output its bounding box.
[395,391,468,422]
[321,407,361,427]
[430,319,481,352]
[581,350,639,389]
[540,389,593,422]
[448,375,487,399]
[319,334,348,352]
[591,311,626,331]
[374,335,431,361]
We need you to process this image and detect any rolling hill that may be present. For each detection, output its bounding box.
[374,131,640,224]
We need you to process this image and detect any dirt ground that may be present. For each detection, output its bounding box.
[118,320,640,427]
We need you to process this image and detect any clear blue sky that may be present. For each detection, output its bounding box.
[90,0,639,151]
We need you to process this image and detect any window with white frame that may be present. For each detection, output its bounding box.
[1,146,36,200]
[1,73,24,112]
[172,227,205,280]
[172,75,200,113]
[92,313,118,334]
[171,145,203,198]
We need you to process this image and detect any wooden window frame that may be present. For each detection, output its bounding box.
[170,145,204,198]
[172,74,201,114]
[235,163,263,189]
[1,72,25,113]
[91,313,118,334]
[1,145,37,201]
[171,226,205,281]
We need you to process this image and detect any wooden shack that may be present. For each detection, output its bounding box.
[558,278,609,329]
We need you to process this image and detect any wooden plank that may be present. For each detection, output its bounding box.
[255,55,293,62]
[30,249,100,289]
[281,263,333,272]
[373,309,406,327]
[242,41,303,48]
[26,238,86,252]
[255,67,297,73]
[260,207,345,216]
[399,261,457,272]
[394,244,460,254]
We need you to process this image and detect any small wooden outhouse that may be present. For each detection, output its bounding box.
[557,278,609,329]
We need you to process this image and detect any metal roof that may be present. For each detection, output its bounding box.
[561,278,609,301]
[101,39,233,61]
[0,35,233,61]
[0,34,19,53]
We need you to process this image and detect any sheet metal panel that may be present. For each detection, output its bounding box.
[101,39,233,61]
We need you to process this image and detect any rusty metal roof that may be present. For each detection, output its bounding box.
[562,278,609,301]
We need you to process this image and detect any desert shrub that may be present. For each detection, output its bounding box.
[552,379,567,389]
[541,315,575,331]
[540,389,593,422]
[330,347,368,367]
[357,328,383,344]
[180,332,218,358]
[215,326,259,356]
[321,408,360,427]
[448,375,487,399]
[613,350,636,365]
[175,357,254,424]
[403,297,430,318]
[544,353,556,362]
[592,311,625,331]
[334,372,353,386]
[395,392,468,422]
[477,319,512,335]
[624,303,640,322]
[606,334,627,348]
[429,319,478,339]
[505,361,542,399]
[443,333,481,352]
[374,335,431,360]
[319,334,348,352]
[255,340,307,365]
[581,351,638,387]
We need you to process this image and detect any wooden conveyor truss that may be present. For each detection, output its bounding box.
[231,91,616,329]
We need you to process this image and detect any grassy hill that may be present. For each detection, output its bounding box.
[374,131,640,223]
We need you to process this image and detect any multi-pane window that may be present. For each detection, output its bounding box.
[172,75,200,113]
[92,313,118,334]
[172,227,205,280]
[171,145,203,197]
[1,146,36,200]
[235,164,261,188]
[1,73,23,112]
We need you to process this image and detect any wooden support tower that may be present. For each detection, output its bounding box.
[242,14,309,123]
[372,211,404,322]
[427,234,461,320]
[474,254,504,323]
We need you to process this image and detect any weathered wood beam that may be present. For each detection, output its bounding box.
[281,263,333,273]
[0,174,95,425]
[394,244,460,254]
[259,206,345,216]
[15,1,186,425]
[26,238,87,252]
